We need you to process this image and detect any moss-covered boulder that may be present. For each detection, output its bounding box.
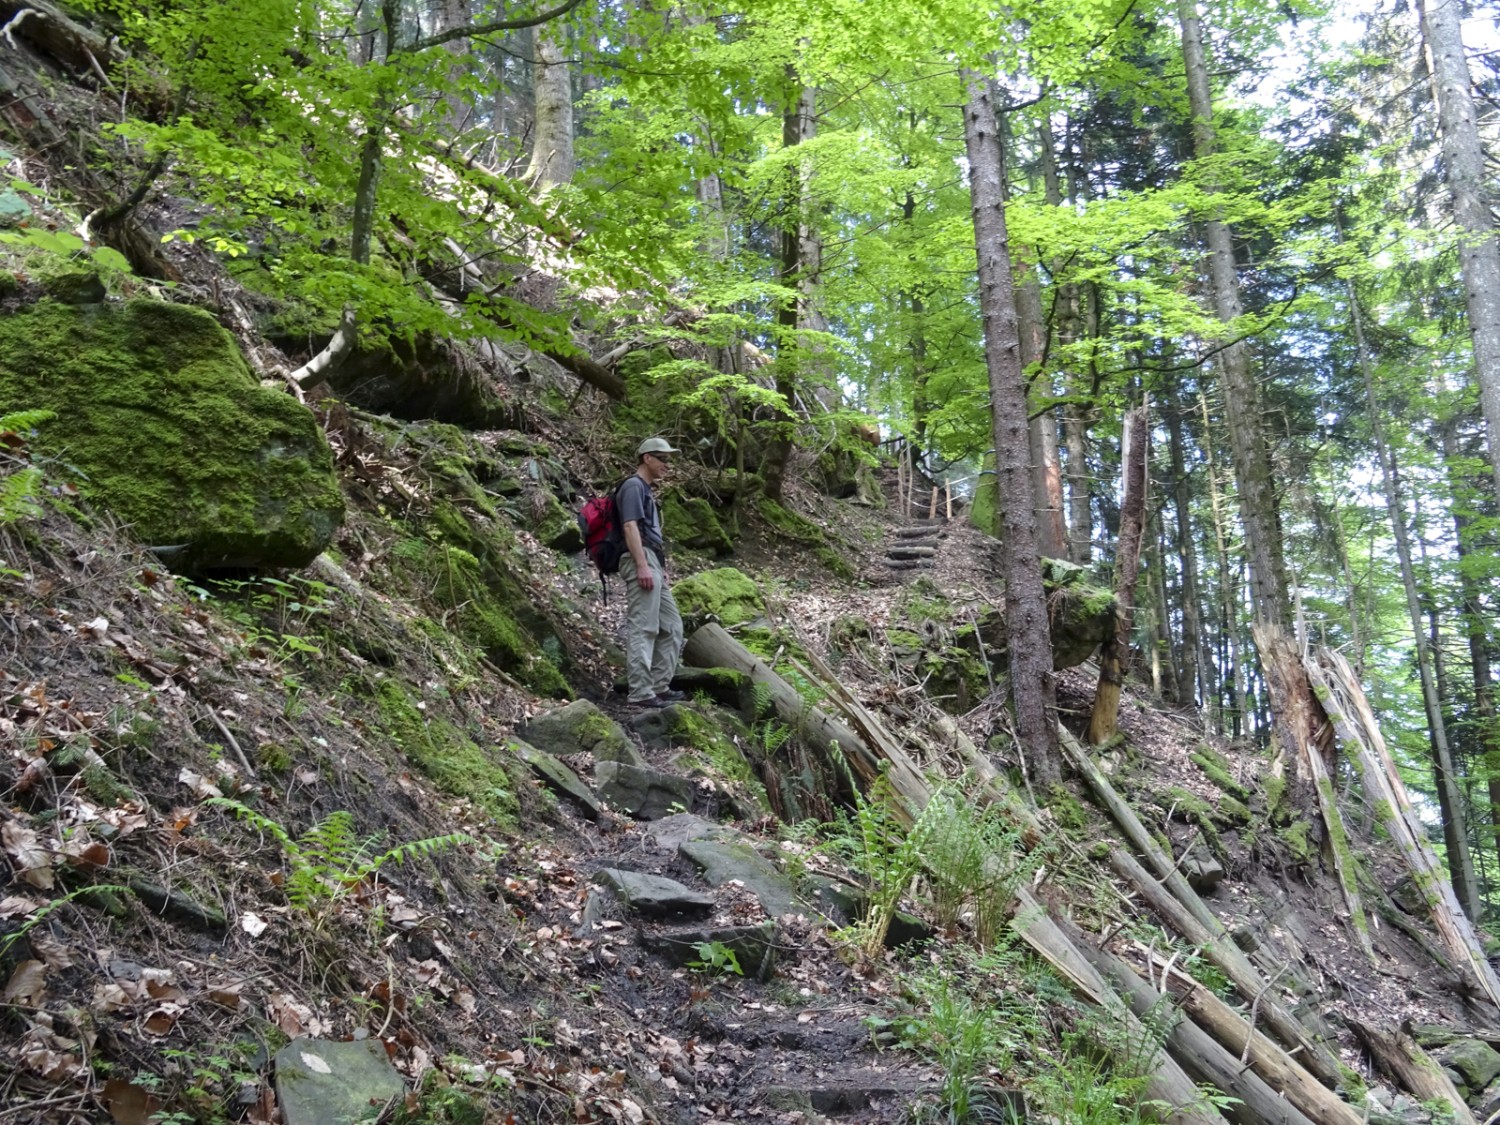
[663,492,734,555]
[0,299,343,572]
[956,569,1113,671]
[517,700,640,765]
[673,568,765,627]
[533,491,584,552]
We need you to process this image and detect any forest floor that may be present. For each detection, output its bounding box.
[2,396,1493,1125]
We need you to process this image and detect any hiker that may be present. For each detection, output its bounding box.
[618,437,685,708]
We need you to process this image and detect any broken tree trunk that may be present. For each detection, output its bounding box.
[682,624,928,821]
[1012,893,1228,1125]
[1306,648,1500,1010]
[1061,727,1344,1087]
[1348,1019,1476,1125]
[1129,948,1365,1125]
[1078,938,1320,1125]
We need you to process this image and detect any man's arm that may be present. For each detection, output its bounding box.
[623,519,654,590]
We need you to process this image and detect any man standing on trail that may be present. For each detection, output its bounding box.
[619,437,685,709]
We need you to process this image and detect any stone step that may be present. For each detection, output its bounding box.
[886,546,937,561]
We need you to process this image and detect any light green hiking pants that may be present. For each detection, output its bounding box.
[619,553,683,703]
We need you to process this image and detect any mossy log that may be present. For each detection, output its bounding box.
[1076,938,1319,1125]
[1347,1020,1477,1125]
[1061,727,1344,1088]
[682,624,929,821]
[1129,949,1365,1125]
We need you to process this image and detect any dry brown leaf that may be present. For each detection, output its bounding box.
[142,1004,183,1035]
[1,821,55,889]
[63,840,111,868]
[28,930,73,969]
[209,984,245,1010]
[4,960,47,1004]
[102,1078,162,1125]
[177,767,223,799]
[0,894,43,919]
[93,982,135,1013]
[240,912,268,937]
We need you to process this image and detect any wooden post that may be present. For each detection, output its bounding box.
[927,485,938,519]
[945,479,952,520]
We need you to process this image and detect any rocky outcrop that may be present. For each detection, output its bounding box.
[0,298,344,572]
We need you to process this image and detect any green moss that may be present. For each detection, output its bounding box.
[663,492,734,555]
[1280,819,1314,864]
[1046,785,1090,834]
[257,743,293,773]
[1218,795,1251,824]
[814,545,855,580]
[374,679,518,828]
[1190,746,1250,801]
[0,299,344,571]
[1264,774,1287,819]
[673,567,765,626]
[756,498,824,544]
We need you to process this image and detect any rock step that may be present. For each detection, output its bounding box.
[885,559,934,571]
[886,546,937,561]
[892,525,946,539]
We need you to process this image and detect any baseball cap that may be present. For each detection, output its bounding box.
[637,437,680,457]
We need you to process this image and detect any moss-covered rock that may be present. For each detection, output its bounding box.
[0,299,344,572]
[374,679,518,827]
[674,567,766,627]
[518,700,640,765]
[532,491,584,553]
[663,492,734,555]
[956,575,1112,672]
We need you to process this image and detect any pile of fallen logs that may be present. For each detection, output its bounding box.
[683,623,1491,1124]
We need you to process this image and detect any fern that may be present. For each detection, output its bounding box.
[0,409,57,434]
[0,409,56,526]
[207,798,475,916]
[0,466,45,524]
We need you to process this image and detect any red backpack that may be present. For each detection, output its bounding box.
[578,480,627,596]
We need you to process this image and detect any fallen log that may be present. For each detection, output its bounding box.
[1014,893,1228,1125]
[1347,1019,1476,1125]
[1128,948,1365,1125]
[1062,728,1343,1088]
[683,624,928,820]
[1077,938,1319,1125]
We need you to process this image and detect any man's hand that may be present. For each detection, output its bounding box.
[636,570,655,591]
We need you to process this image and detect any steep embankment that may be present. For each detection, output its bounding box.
[3,363,1499,1125]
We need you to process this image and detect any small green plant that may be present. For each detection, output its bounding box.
[206,798,474,920]
[831,773,945,958]
[0,409,56,525]
[688,940,744,977]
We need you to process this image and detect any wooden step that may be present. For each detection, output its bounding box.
[884,559,935,571]
[886,546,937,561]
[892,526,946,539]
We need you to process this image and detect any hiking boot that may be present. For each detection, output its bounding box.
[630,696,667,710]
[655,689,687,703]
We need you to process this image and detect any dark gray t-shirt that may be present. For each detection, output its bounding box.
[616,475,664,557]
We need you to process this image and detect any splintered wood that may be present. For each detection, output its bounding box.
[1305,647,1500,1011]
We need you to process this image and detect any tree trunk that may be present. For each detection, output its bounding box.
[1446,419,1500,873]
[1420,0,1500,506]
[961,71,1060,786]
[1062,283,1093,565]
[526,24,573,188]
[1088,405,1149,744]
[1166,393,1203,710]
[1348,279,1481,918]
[436,0,472,137]
[762,76,817,501]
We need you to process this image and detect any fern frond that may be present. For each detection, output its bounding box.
[0,466,45,524]
[0,409,56,434]
[205,796,296,853]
